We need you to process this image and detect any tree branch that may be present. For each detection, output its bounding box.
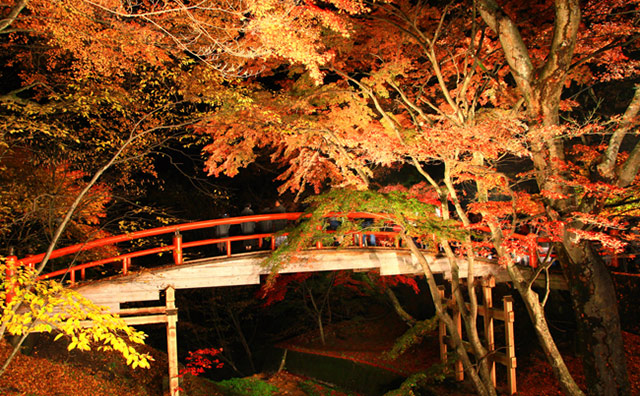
[477,0,534,105]
[618,139,640,188]
[538,0,581,84]
[0,0,28,34]
[598,85,640,181]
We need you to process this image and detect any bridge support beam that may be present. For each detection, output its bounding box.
[166,286,179,396]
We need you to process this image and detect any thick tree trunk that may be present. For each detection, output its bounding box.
[558,237,630,396]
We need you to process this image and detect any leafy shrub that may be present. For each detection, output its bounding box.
[216,377,280,396]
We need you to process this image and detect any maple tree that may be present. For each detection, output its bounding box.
[0,0,369,256]
[178,347,224,386]
[0,0,243,262]
[3,0,639,395]
[261,188,502,393]
[1,0,209,378]
[197,1,640,395]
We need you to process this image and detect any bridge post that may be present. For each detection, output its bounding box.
[528,233,538,268]
[166,287,179,396]
[173,231,183,265]
[122,257,131,276]
[437,284,464,381]
[437,286,447,362]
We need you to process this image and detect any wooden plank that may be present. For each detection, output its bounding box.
[462,302,507,321]
[72,248,512,308]
[492,351,509,366]
[121,314,168,326]
[518,267,568,290]
[117,306,166,316]
[77,314,167,327]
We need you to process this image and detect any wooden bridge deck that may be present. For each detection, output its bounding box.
[11,212,569,315]
[73,247,513,312]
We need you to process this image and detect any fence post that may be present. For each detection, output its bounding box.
[503,295,517,395]
[482,276,496,387]
[166,287,179,396]
[316,225,323,249]
[437,285,447,363]
[173,230,183,265]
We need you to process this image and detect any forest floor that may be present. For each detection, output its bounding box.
[0,317,639,396]
[277,316,640,396]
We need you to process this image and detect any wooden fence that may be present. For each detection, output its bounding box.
[438,276,516,394]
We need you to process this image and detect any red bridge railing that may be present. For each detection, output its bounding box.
[11,212,404,285]
[7,212,597,286]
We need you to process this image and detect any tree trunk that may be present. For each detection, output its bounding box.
[558,237,630,396]
[403,233,496,396]
[506,262,585,396]
[225,306,256,373]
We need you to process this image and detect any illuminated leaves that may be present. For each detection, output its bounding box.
[0,260,152,369]
[179,348,224,378]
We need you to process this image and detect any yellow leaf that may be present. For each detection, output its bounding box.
[67,340,77,351]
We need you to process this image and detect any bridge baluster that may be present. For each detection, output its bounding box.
[70,269,75,285]
[316,226,322,249]
[81,268,86,281]
[123,257,131,275]
[528,234,538,268]
[173,230,183,265]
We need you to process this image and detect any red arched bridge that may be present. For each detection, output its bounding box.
[8,212,559,311]
[6,211,575,396]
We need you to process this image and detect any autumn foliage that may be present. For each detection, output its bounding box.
[194,1,640,395]
[0,259,152,374]
[2,0,640,395]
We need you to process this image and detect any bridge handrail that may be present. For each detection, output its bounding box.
[4,212,626,297]
[19,212,305,268]
[16,212,398,283]
[16,211,612,285]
